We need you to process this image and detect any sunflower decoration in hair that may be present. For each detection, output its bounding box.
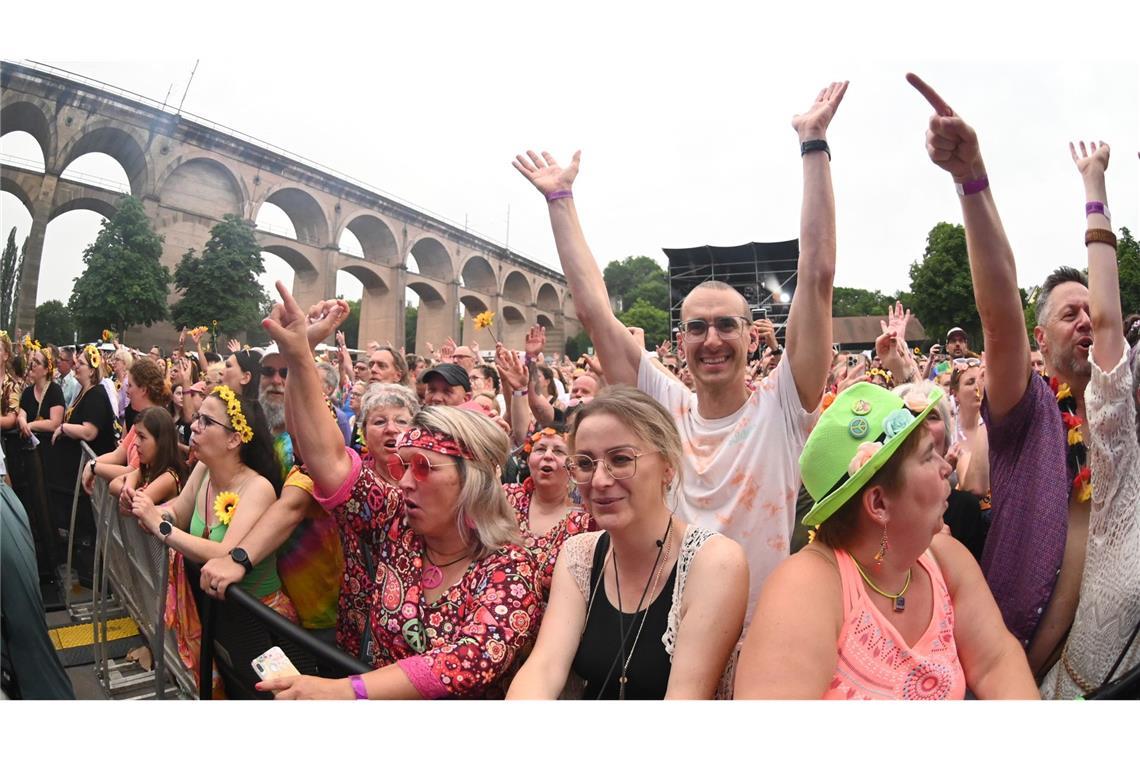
[101,329,116,343]
[211,385,254,443]
[213,491,239,526]
[84,344,102,369]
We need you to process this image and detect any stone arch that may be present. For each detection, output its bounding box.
[459,293,493,346]
[49,195,119,223]
[257,186,329,247]
[0,100,53,168]
[502,270,532,305]
[460,255,496,294]
[260,243,318,277]
[339,264,394,349]
[57,123,150,195]
[1,175,35,217]
[499,304,529,347]
[407,235,453,282]
[537,282,560,312]
[157,156,244,219]
[407,280,451,354]
[536,313,555,329]
[340,212,399,265]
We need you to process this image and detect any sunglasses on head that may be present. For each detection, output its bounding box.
[385,451,460,482]
[952,358,982,368]
[261,366,288,379]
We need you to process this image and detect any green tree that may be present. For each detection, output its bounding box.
[34,300,75,345]
[618,298,670,349]
[171,215,269,340]
[564,331,593,360]
[338,298,361,348]
[1118,226,1140,317]
[405,305,418,353]
[832,286,897,317]
[0,227,25,332]
[603,255,668,312]
[908,222,981,348]
[67,195,170,342]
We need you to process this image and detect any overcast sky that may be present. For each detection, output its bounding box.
[2,3,1138,317]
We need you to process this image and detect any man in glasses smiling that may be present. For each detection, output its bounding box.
[513,81,846,622]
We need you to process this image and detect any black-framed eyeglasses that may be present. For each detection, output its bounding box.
[261,366,288,379]
[678,316,749,343]
[565,448,654,485]
[191,412,234,432]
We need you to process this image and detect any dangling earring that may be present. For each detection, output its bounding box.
[873,526,888,566]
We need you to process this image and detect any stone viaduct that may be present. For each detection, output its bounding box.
[0,61,581,353]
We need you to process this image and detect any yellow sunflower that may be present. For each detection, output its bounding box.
[213,491,240,526]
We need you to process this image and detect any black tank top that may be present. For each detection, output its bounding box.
[571,533,676,699]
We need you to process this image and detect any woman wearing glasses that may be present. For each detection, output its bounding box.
[508,386,748,699]
[256,285,541,700]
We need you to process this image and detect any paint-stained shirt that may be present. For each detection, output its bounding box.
[638,353,818,624]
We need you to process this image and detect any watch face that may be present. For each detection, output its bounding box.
[159,520,173,536]
[231,548,248,562]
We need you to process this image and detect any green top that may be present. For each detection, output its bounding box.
[189,474,281,598]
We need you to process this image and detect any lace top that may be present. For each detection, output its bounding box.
[1041,347,1140,698]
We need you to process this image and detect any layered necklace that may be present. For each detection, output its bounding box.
[586,515,675,699]
[1051,376,1091,502]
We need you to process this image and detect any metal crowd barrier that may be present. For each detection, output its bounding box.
[75,442,195,699]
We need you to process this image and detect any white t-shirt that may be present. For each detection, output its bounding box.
[639,353,818,623]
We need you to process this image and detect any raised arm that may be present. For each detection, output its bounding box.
[783,81,847,412]
[908,73,1029,421]
[513,151,643,386]
[495,342,531,448]
[1071,141,1124,371]
[262,282,352,497]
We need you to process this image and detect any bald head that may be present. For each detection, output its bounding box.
[681,281,750,321]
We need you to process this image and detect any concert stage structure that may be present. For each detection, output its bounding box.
[663,240,800,336]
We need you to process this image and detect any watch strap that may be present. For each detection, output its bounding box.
[230,548,254,572]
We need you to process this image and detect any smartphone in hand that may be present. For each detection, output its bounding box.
[252,646,300,680]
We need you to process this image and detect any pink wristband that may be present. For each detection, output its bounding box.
[545,190,573,202]
[955,175,989,196]
[349,674,368,700]
[1085,201,1110,220]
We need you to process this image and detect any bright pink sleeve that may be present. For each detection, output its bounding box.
[311,446,362,509]
[396,656,450,699]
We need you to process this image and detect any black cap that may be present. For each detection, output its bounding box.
[419,363,471,392]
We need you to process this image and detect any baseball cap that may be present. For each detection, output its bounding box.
[945,327,968,341]
[420,363,471,392]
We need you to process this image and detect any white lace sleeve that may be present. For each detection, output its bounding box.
[560,531,604,602]
[1086,347,1140,538]
[662,525,716,658]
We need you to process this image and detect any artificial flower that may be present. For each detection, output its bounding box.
[847,441,883,477]
[882,408,915,441]
[902,390,929,414]
[213,491,239,525]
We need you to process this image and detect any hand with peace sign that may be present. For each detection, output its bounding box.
[906,73,985,182]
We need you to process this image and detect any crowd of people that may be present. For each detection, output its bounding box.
[1,73,1137,701]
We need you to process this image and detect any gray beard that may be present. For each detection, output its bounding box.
[260,393,286,435]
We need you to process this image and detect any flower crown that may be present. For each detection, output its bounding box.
[211,385,254,443]
[84,344,102,369]
[522,427,565,456]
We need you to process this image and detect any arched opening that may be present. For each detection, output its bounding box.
[500,304,528,348]
[537,282,560,313]
[459,294,491,346]
[0,130,47,173]
[406,281,449,355]
[460,255,496,294]
[343,214,399,265]
[258,245,320,311]
[338,266,393,350]
[502,270,531,305]
[38,208,112,307]
[536,313,554,330]
[255,200,298,240]
[0,102,52,168]
[60,152,132,195]
[408,236,452,282]
[338,228,364,258]
[159,157,242,220]
[258,188,328,247]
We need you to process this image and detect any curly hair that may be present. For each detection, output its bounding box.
[129,357,171,407]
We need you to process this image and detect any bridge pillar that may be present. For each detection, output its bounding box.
[15,173,60,334]
[391,266,408,353]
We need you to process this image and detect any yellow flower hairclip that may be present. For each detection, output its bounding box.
[85,344,102,369]
[211,385,254,443]
[213,491,239,526]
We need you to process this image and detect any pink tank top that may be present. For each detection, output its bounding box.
[824,547,966,700]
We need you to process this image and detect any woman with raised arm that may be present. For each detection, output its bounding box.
[256,284,541,700]
[735,381,1037,699]
[507,386,748,700]
[1040,142,1140,698]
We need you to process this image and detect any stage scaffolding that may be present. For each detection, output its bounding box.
[663,240,800,337]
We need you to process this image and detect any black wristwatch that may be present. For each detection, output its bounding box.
[229,547,253,573]
[158,519,174,543]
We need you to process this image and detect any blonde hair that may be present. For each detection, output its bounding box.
[892,379,953,452]
[411,406,518,558]
[568,386,683,492]
[113,348,134,371]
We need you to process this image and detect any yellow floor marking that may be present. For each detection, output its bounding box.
[50,617,140,650]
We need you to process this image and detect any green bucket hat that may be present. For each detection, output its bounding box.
[800,381,943,527]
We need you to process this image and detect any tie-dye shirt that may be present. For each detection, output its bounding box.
[274,467,345,630]
[638,353,817,624]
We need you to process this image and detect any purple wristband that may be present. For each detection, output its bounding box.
[955,175,989,196]
[1085,201,1110,220]
[349,674,368,700]
[545,190,573,202]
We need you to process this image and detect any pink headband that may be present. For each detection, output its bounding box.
[396,427,474,461]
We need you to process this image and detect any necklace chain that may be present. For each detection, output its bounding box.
[852,556,911,603]
[609,516,674,699]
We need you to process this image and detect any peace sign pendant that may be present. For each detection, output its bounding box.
[422,565,443,589]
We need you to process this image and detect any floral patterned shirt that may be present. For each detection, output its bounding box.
[312,447,543,699]
[504,479,595,599]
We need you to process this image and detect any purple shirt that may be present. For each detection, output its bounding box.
[981,372,1071,646]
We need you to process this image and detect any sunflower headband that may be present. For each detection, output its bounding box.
[84,344,102,369]
[211,385,254,443]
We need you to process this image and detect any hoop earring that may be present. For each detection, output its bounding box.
[873,526,888,567]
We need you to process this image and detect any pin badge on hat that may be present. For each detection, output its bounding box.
[848,417,870,439]
[851,399,872,416]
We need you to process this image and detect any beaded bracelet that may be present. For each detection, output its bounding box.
[1084,228,1117,248]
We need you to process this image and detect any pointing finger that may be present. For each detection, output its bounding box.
[906,72,954,117]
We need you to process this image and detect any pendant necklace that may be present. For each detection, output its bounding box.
[609,516,674,699]
[852,555,911,613]
[422,546,470,590]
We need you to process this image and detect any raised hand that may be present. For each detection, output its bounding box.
[626,325,646,349]
[906,73,984,181]
[753,318,777,350]
[335,330,347,349]
[440,337,456,363]
[227,338,241,353]
[524,325,546,358]
[1070,140,1110,178]
[263,281,349,359]
[791,81,849,141]
[883,301,912,338]
[513,150,581,198]
[655,340,672,359]
[495,342,528,391]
